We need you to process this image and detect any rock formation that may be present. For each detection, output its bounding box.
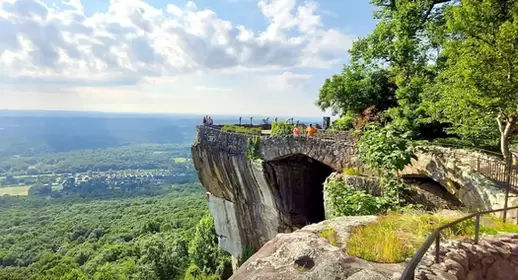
[191,125,515,261]
[230,216,404,280]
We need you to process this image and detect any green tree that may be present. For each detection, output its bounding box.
[317,64,397,117]
[319,0,454,137]
[433,0,518,165]
[188,216,221,275]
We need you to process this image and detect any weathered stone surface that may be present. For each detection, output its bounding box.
[192,126,517,261]
[230,216,403,280]
[416,235,518,280]
[401,146,518,212]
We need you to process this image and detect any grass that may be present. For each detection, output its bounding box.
[343,168,361,176]
[221,125,262,135]
[320,228,339,246]
[346,211,518,263]
[0,186,30,196]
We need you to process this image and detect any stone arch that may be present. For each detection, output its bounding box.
[400,150,513,210]
[263,153,335,229]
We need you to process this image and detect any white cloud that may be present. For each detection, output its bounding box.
[0,0,353,86]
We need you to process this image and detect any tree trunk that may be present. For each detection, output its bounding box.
[497,114,516,167]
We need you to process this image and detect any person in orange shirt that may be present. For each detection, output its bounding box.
[293,125,301,136]
[306,124,317,136]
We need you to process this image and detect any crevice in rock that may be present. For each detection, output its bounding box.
[402,177,464,210]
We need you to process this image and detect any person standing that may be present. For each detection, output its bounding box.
[293,125,301,136]
[306,124,317,136]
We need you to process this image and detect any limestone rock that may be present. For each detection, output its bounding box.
[230,216,404,280]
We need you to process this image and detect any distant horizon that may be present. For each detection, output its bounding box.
[0,108,329,121]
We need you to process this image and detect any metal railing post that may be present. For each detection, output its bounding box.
[435,234,440,263]
[474,214,480,244]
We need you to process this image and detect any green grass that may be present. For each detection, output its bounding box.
[0,186,30,196]
[221,125,262,135]
[343,168,361,176]
[347,211,518,263]
[320,228,339,246]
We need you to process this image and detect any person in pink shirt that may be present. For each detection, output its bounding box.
[293,125,301,136]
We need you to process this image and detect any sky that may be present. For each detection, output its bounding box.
[0,0,377,117]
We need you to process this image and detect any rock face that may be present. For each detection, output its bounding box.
[416,234,518,280]
[230,216,404,280]
[401,146,518,213]
[191,126,515,260]
[191,126,358,258]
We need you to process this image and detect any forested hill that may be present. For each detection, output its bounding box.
[0,111,202,158]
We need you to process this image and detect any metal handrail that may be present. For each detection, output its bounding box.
[400,205,518,280]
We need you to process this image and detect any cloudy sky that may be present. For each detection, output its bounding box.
[0,0,376,117]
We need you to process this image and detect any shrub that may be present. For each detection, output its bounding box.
[326,179,389,216]
[331,112,355,131]
[271,122,293,136]
[246,136,261,160]
[221,125,261,135]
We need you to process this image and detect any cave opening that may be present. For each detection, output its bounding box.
[264,154,334,229]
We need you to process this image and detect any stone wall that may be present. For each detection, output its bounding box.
[416,235,518,280]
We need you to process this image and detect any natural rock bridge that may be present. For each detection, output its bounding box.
[191,125,516,260]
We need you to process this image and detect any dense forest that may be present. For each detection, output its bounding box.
[0,184,230,280]
[0,144,192,176]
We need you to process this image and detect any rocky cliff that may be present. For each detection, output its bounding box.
[191,125,358,259]
[191,125,515,261]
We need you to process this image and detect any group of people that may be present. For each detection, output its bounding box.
[293,124,317,137]
[202,115,214,125]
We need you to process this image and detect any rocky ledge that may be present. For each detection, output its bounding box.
[230,216,404,280]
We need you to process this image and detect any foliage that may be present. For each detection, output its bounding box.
[429,0,518,163]
[0,185,231,279]
[331,112,356,131]
[347,211,518,263]
[271,122,293,136]
[358,125,414,172]
[317,63,397,117]
[246,136,261,160]
[221,125,261,135]
[0,144,193,177]
[342,168,361,176]
[326,179,391,216]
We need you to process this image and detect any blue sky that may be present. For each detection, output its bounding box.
[0,0,377,117]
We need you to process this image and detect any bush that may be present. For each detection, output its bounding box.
[326,179,389,216]
[246,136,261,160]
[271,122,293,136]
[331,112,355,131]
[221,125,261,135]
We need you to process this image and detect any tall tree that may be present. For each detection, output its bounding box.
[318,0,454,136]
[434,0,518,165]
